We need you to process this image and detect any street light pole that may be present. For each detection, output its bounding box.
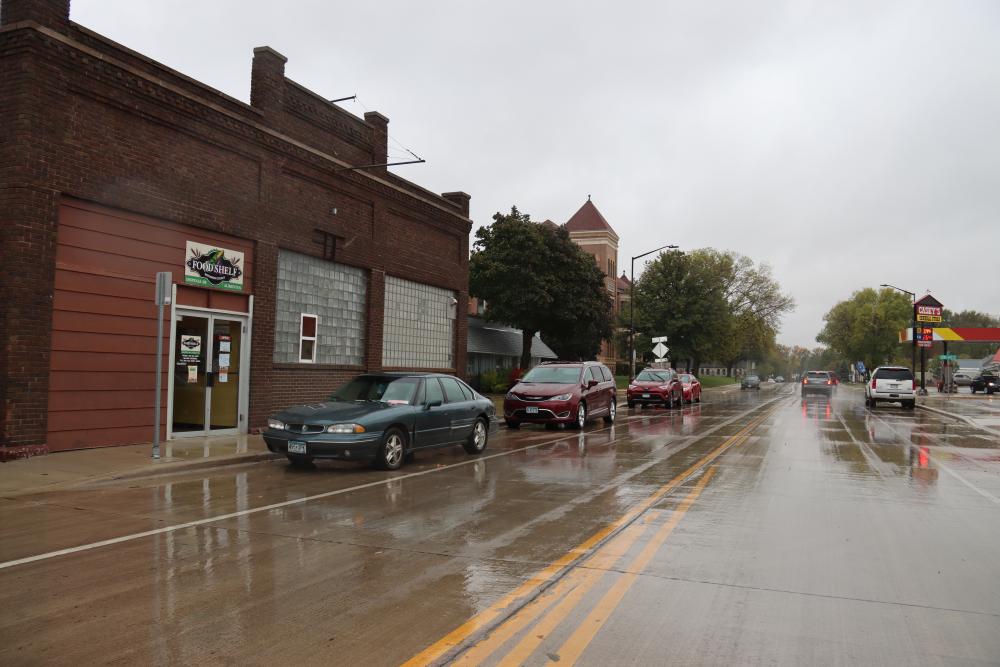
[880,283,916,378]
[630,244,679,378]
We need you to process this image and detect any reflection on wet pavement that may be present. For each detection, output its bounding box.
[1,385,998,665]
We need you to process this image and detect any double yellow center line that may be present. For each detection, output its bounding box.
[404,403,778,666]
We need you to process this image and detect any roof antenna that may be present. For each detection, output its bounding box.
[587,194,591,201]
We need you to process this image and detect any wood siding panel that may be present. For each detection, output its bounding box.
[47,201,253,451]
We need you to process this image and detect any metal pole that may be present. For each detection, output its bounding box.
[153,300,163,459]
[629,256,635,379]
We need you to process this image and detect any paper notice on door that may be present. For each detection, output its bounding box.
[187,365,198,383]
[219,367,229,383]
[219,341,231,353]
[218,353,231,368]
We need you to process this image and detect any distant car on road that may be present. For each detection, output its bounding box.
[801,370,836,397]
[627,368,683,408]
[865,366,916,409]
[679,373,702,403]
[775,376,785,383]
[504,361,616,429]
[970,372,999,395]
[952,372,973,386]
[264,373,496,469]
[741,375,761,390]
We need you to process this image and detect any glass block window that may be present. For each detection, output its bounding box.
[274,251,366,365]
[383,276,455,369]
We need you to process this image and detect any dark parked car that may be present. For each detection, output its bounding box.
[627,368,683,408]
[801,370,836,397]
[971,372,999,395]
[264,373,496,469]
[504,361,616,429]
[679,373,702,403]
[741,375,761,390]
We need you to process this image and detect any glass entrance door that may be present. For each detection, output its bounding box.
[209,317,242,431]
[171,311,247,437]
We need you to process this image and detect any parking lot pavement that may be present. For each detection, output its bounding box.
[1,385,998,665]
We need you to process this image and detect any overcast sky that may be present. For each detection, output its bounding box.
[73,1,1000,347]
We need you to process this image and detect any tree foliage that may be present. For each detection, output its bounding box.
[631,249,794,372]
[815,287,912,370]
[469,206,612,367]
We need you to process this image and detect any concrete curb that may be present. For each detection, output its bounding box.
[916,404,1000,436]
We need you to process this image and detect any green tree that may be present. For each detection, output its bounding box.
[816,288,912,370]
[632,249,793,373]
[469,206,612,368]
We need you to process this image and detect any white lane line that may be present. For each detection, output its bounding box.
[868,412,1000,506]
[0,396,784,571]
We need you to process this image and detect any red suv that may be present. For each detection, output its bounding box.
[504,361,617,429]
[627,368,684,408]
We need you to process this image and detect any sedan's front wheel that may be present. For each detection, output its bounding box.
[464,418,489,454]
[375,428,406,470]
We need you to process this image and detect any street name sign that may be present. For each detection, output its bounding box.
[651,336,668,343]
[939,354,957,361]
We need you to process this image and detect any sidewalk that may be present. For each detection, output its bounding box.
[0,434,278,498]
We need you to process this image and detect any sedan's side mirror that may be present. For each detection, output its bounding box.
[425,399,442,410]
[587,379,598,389]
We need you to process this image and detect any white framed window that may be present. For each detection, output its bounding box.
[299,313,318,363]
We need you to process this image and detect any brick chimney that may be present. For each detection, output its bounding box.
[250,46,287,114]
[442,191,471,217]
[1,0,70,29]
[364,111,389,172]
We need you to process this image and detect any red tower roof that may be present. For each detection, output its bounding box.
[565,198,616,234]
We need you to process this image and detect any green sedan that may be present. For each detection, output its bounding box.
[264,373,497,469]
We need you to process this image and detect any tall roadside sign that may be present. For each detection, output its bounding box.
[913,294,943,395]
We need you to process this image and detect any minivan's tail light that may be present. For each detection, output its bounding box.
[871,379,877,389]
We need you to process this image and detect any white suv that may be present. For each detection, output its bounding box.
[865,366,916,409]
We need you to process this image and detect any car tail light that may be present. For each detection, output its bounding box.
[802,378,807,385]
[826,380,832,385]
[871,379,877,389]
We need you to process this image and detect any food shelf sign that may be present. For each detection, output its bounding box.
[184,241,244,291]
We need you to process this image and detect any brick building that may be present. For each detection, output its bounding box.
[563,198,622,364]
[0,0,472,456]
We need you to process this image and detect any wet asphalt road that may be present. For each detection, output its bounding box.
[2,385,999,665]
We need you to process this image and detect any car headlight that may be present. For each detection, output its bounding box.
[506,392,517,400]
[326,423,366,434]
[552,393,572,401]
[267,418,285,430]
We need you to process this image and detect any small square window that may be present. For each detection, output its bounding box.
[300,314,318,363]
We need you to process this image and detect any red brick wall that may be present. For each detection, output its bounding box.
[0,1,472,451]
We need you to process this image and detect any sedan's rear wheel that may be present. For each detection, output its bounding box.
[464,418,488,454]
[375,428,406,470]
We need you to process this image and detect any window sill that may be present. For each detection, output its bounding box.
[272,363,365,371]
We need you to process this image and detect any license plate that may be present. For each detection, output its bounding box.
[525,407,539,414]
[642,393,650,398]
[287,441,307,454]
